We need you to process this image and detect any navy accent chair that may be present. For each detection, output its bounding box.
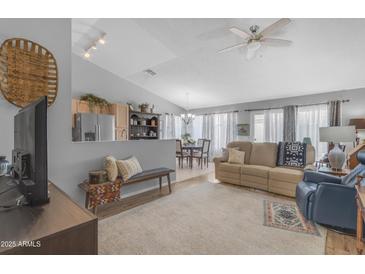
[296,150,365,231]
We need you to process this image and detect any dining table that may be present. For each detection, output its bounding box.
[182,144,203,168]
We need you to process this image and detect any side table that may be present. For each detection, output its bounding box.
[356,175,365,254]
[317,166,351,177]
[79,178,122,214]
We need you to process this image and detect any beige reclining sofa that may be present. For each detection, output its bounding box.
[213,141,315,197]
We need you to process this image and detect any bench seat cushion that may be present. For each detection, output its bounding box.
[126,167,172,183]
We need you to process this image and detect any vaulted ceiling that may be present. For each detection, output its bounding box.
[72,18,365,109]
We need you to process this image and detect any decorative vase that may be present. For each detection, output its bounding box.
[328,144,345,170]
[0,156,10,176]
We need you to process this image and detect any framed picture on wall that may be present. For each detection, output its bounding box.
[237,124,250,136]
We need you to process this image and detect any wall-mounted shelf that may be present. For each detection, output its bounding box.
[129,111,160,140]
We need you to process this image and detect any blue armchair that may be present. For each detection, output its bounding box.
[296,151,365,231]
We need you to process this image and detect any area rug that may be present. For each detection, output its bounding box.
[99,182,326,254]
[263,200,320,236]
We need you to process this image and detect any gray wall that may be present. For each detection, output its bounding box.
[72,54,184,114]
[0,19,180,205]
[191,88,365,141]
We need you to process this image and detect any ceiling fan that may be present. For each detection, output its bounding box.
[218,18,292,60]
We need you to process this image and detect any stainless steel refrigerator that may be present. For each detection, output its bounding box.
[73,113,115,142]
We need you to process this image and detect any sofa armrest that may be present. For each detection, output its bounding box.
[312,182,357,230]
[303,170,342,184]
[213,156,226,165]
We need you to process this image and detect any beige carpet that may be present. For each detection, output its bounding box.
[99,182,326,254]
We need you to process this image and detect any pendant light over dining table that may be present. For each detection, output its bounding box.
[181,92,195,125]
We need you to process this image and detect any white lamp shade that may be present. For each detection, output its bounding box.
[319,126,356,143]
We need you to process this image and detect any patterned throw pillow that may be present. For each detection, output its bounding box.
[104,155,118,181]
[116,156,143,181]
[228,149,245,165]
[277,142,307,168]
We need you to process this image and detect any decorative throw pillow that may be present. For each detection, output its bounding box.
[221,147,239,161]
[277,142,307,168]
[104,155,118,181]
[116,156,143,181]
[228,149,245,165]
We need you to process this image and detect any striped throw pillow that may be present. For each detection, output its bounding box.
[116,156,143,181]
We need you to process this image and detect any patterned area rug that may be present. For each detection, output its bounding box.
[264,200,320,236]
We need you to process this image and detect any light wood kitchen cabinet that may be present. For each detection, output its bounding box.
[111,103,129,141]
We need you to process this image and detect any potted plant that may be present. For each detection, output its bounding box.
[181,133,195,145]
[80,93,111,112]
[138,103,149,113]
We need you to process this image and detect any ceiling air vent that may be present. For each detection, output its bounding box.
[143,69,157,76]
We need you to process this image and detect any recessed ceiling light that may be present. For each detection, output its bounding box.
[91,44,97,50]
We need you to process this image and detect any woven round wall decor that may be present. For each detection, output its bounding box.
[0,38,58,108]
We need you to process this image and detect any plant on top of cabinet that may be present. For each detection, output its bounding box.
[80,93,111,112]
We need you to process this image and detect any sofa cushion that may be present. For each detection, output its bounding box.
[227,141,252,164]
[249,143,278,167]
[219,162,242,174]
[217,162,242,185]
[242,165,271,178]
[269,167,304,183]
[228,149,245,165]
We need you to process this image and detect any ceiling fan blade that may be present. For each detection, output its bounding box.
[259,18,291,37]
[229,27,251,39]
[218,43,246,53]
[261,38,292,46]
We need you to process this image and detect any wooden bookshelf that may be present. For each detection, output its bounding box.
[129,111,160,140]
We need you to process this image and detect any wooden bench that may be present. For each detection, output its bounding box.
[79,167,175,213]
[123,167,174,193]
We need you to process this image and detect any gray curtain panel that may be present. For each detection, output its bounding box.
[283,105,297,142]
[329,100,342,126]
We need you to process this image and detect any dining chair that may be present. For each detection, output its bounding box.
[192,139,211,169]
[176,139,189,168]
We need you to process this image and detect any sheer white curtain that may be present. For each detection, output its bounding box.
[265,109,283,143]
[191,115,203,140]
[161,113,182,139]
[251,109,283,143]
[296,104,328,159]
[193,111,238,157]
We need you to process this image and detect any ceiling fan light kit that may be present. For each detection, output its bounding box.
[219,18,293,60]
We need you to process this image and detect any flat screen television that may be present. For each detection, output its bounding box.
[13,96,49,205]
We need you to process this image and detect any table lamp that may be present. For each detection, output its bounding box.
[319,126,356,170]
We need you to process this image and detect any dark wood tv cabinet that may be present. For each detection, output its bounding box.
[0,180,98,255]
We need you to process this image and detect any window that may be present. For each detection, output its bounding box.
[296,104,328,159]
[191,112,237,157]
[161,114,182,139]
[253,113,265,142]
[191,115,203,140]
[251,109,283,143]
